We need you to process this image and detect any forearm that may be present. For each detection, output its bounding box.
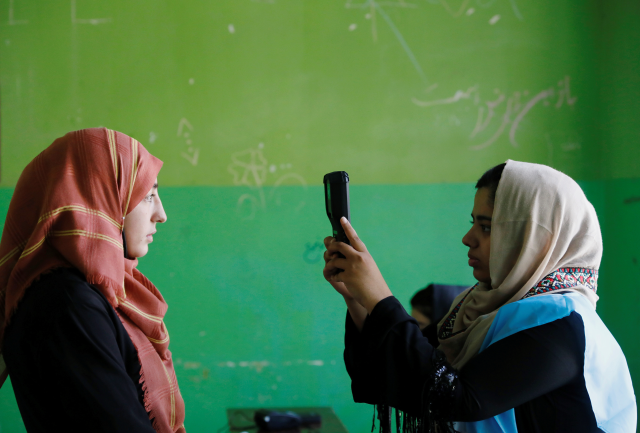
[343,296,438,415]
[345,296,368,331]
[348,299,584,422]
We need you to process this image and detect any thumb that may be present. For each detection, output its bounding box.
[341,217,366,252]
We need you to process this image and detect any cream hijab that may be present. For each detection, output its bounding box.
[437,160,602,369]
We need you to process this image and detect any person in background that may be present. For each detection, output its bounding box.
[410,284,468,347]
[0,128,186,433]
[323,161,636,433]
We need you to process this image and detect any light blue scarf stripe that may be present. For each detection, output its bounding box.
[455,293,636,433]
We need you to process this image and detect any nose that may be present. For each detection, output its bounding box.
[154,198,168,224]
[462,226,475,248]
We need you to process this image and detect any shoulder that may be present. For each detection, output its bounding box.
[483,293,588,353]
[7,268,121,351]
[523,311,586,347]
[32,266,90,289]
[23,267,112,317]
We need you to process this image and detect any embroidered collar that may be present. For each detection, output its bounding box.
[438,268,598,340]
[521,267,598,299]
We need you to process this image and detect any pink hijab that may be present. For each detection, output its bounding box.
[0,128,186,432]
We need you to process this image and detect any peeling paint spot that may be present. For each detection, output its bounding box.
[214,359,336,370]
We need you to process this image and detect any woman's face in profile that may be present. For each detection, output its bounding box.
[123,178,167,258]
[462,187,493,285]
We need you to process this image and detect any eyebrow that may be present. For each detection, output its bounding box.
[152,182,158,189]
[471,214,492,222]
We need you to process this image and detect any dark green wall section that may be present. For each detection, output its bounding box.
[598,0,640,179]
[597,179,640,403]
[1,181,638,432]
[0,0,603,186]
[0,183,471,432]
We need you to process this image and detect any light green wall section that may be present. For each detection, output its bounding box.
[1,0,601,187]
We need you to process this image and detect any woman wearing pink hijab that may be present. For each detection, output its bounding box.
[0,128,186,432]
[324,161,636,433]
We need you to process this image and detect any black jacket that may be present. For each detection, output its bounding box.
[4,267,155,432]
[345,296,602,433]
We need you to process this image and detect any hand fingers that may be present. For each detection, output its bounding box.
[324,251,349,272]
[324,236,335,249]
[326,240,356,257]
[323,249,331,263]
[323,260,346,282]
[340,217,367,252]
[330,272,345,284]
[323,249,341,263]
[327,256,348,271]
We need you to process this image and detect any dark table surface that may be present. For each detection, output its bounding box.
[225,407,349,433]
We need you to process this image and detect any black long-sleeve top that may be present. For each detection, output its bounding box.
[345,296,603,433]
[3,267,156,433]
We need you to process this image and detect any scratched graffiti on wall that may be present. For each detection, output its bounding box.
[412,76,577,150]
[228,142,307,220]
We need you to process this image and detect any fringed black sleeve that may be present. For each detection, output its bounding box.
[345,297,459,433]
[371,351,458,433]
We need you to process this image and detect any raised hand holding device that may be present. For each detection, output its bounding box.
[323,171,350,245]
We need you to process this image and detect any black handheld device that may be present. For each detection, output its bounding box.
[323,171,350,245]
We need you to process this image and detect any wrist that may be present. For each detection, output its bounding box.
[361,288,393,314]
[342,292,355,302]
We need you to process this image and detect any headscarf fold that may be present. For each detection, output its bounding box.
[437,160,602,369]
[0,128,185,433]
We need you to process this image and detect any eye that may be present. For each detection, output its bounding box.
[481,225,491,233]
[144,194,155,202]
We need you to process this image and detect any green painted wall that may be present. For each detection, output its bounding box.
[1,0,640,431]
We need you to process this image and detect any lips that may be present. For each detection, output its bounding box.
[468,254,480,267]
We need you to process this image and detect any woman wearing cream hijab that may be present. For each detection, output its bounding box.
[323,160,636,432]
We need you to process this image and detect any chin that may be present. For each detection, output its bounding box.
[130,246,149,258]
[473,269,491,285]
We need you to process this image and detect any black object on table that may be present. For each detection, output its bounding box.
[225,407,349,433]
